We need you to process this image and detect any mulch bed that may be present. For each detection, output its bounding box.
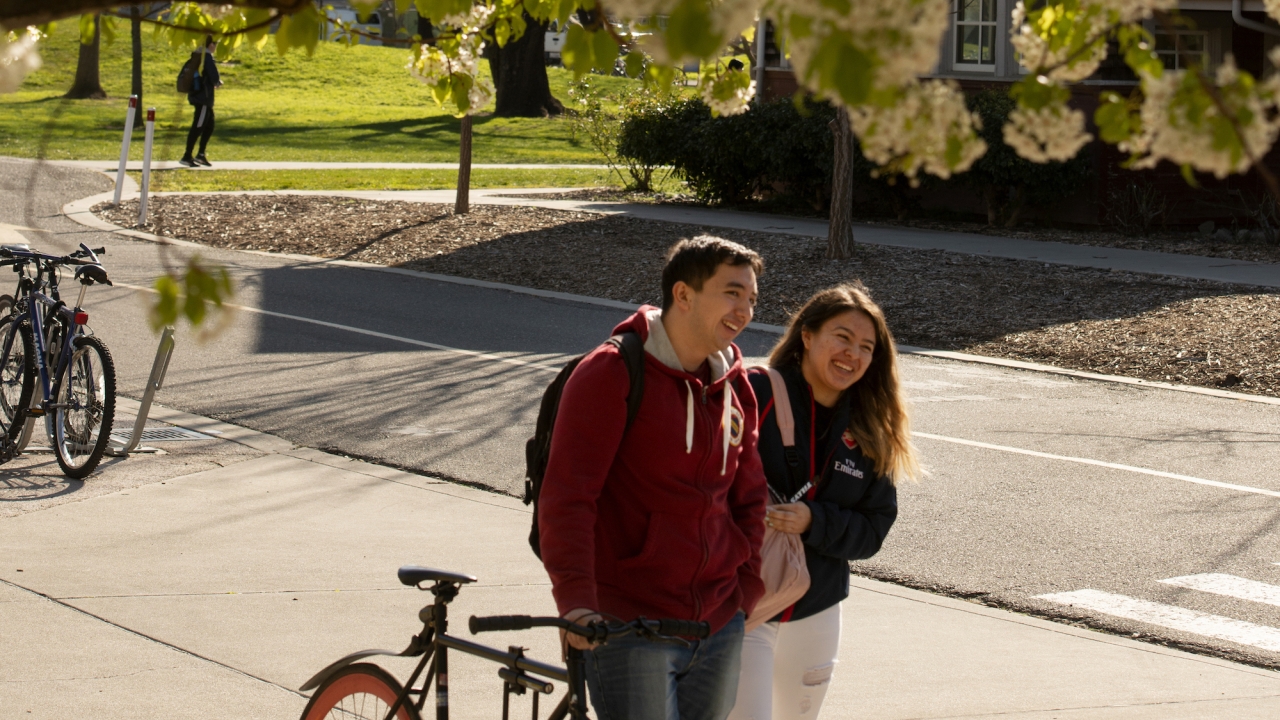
[519,189,1280,265]
[96,195,1280,398]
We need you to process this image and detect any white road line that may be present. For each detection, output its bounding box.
[915,432,1280,500]
[1161,574,1280,608]
[1036,589,1280,653]
[114,282,562,373]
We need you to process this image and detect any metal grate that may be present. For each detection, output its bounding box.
[109,427,216,444]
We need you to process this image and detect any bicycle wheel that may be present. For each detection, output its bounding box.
[52,333,116,479]
[0,316,34,441]
[301,663,421,720]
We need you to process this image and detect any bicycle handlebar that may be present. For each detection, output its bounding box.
[0,246,106,265]
[468,615,711,642]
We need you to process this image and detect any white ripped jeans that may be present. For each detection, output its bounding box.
[726,603,842,720]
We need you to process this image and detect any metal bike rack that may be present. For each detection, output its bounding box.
[108,326,176,457]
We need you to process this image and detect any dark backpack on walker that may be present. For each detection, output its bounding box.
[176,55,200,94]
[524,332,645,559]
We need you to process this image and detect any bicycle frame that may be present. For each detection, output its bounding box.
[302,578,590,720]
[0,245,101,444]
[24,286,84,438]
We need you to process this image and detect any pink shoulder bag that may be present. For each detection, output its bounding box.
[745,367,812,632]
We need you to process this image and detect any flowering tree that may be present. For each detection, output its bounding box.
[4,0,1280,306]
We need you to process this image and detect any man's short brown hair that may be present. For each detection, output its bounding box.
[661,236,764,312]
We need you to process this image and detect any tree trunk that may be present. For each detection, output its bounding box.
[826,107,856,259]
[65,13,106,99]
[487,14,563,117]
[130,6,143,131]
[455,115,472,214]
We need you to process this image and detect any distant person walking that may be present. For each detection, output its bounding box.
[728,282,918,720]
[180,35,221,168]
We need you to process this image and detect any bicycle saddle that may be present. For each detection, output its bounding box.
[1,244,29,252]
[398,566,477,587]
[75,265,112,286]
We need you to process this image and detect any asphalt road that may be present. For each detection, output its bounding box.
[7,158,1280,670]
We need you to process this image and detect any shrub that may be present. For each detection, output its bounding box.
[618,97,861,206]
[568,79,672,192]
[963,88,1093,227]
[1104,176,1169,236]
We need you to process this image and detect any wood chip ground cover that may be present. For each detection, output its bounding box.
[95,195,1280,399]
[518,189,1280,265]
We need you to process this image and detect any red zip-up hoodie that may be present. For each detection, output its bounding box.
[538,307,768,634]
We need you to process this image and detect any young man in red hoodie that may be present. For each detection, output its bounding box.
[538,236,769,720]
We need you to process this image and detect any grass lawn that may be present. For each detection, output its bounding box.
[2,22,639,163]
[128,167,624,191]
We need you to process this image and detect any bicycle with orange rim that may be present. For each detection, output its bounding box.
[299,565,710,720]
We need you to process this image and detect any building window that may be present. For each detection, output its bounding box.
[955,0,997,70]
[1154,30,1208,70]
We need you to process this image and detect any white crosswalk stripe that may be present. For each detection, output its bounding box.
[1160,573,1280,608]
[1035,589,1280,653]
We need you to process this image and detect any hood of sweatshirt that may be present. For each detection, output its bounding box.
[612,306,745,475]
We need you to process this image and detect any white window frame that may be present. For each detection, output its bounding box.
[953,0,998,72]
[1157,28,1213,70]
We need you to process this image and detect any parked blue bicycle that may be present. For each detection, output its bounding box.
[0,243,116,478]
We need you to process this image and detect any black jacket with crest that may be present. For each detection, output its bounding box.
[747,363,898,622]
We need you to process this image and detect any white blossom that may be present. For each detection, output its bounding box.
[848,80,987,182]
[198,4,237,20]
[1266,0,1280,23]
[1127,58,1279,178]
[771,0,948,96]
[700,71,755,116]
[1010,0,1175,80]
[1003,102,1092,163]
[406,6,494,116]
[0,27,41,94]
[610,0,760,64]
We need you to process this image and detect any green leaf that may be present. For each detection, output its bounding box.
[1094,92,1135,144]
[151,258,235,332]
[590,28,619,74]
[665,0,721,61]
[562,23,594,76]
[100,15,117,46]
[625,50,645,79]
[945,135,963,169]
[1180,163,1200,188]
[78,14,95,46]
[150,275,181,331]
[807,34,873,105]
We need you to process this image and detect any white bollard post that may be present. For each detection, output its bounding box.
[112,95,138,206]
[138,107,156,226]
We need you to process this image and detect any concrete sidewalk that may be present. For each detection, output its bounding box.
[49,160,612,171]
[3,407,1280,718]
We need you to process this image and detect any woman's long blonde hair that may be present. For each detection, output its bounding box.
[768,282,920,485]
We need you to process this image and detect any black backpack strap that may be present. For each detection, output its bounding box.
[606,331,646,432]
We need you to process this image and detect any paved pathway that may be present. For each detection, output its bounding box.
[50,160,612,171]
[5,404,1280,718]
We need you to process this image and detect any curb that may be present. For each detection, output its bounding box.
[115,396,294,454]
[64,191,1280,409]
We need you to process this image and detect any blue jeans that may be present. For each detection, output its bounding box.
[584,612,745,720]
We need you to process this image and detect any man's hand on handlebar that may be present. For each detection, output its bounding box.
[562,607,604,654]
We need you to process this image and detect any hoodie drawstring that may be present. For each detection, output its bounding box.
[685,378,737,475]
[684,381,695,454]
[720,381,733,476]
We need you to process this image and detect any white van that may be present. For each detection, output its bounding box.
[544,21,567,64]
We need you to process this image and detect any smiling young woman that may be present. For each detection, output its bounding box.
[730,282,919,720]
